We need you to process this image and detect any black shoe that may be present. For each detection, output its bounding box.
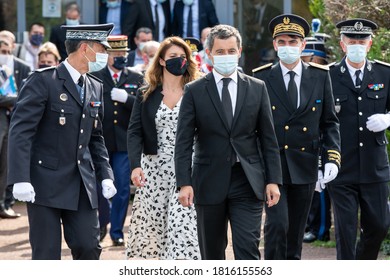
[303,232,317,243]
[0,208,21,219]
[112,238,125,246]
[99,226,107,242]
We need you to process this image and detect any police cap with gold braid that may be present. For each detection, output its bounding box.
[269,14,310,39]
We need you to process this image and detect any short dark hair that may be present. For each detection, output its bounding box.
[29,22,45,32]
[64,40,83,55]
[136,27,152,38]
[206,24,242,51]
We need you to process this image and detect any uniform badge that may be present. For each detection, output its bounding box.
[368,84,384,90]
[90,101,101,107]
[59,116,66,125]
[340,66,346,73]
[60,93,68,101]
[335,104,341,113]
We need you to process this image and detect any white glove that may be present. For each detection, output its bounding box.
[102,179,117,199]
[13,182,36,203]
[366,113,390,132]
[321,163,338,184]
[315,170,325,192]
[111,88,128,103]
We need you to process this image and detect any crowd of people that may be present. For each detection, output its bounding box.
[0,0,389,261]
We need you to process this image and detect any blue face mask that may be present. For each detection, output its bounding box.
[212,54,238,76]
[183,0,194,5]
[346,44,367,64]
[106,0,121,8]
[277,46,301,64]
[30,34,44,46]
[86,45,108,72]
[66,18,79,26]
[156,0,167,3]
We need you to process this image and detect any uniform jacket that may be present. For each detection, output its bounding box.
[253,61,340,184]
[330,58,390,184]
[172,0,219,38]
[127,85,163,170]
[7,63,114,210]
[91,66,143,152]
[13,57,31,90]
[0,95,16,150]
[174,72,283,205]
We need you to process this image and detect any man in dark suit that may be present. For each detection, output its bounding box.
[172,0,219,40]
[49,2,82,62]
[91,35,143,246]
[175,24,282,260]
[328,18,390,259]
[253,14,341,260]
[7,24,117,260]
[98,0,134,38]
[126,27,153,67]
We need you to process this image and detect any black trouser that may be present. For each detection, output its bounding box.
[264,183,315,260]
[328,182,390,260]
[196,163,263,260]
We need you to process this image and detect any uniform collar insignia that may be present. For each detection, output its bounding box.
[340,66,346,73]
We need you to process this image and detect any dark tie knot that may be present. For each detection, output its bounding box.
[222,78,231,87]
[78,76,84,88]
[288,71,296,79]
[355,70,361,76]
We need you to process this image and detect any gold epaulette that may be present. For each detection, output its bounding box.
[252,63,273,73]
[374,59,390,67]
[308,62,329,71]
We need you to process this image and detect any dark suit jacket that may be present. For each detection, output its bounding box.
[174,72,282,205]
[253,61,340,185]
[172,0,219,38]
[99,0,134,42]
[126,50,136,67]
[49,23,68,62]
[330,58,390,184]
[127,85,163,170]
[7,63,114,210]
[91,66,143,152]
[13,57,31,90]
[126,0,172,49]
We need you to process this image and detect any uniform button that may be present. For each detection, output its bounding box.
[272,106,276,110]
[77,160,81,164]
[82,114,85,118]
[285,125,289,130]
[358,97,362,101]
[79,145,82,149]
[376,95,379,99]
[359,127,363,131]
[359,142,363,147]
[301,147,305,151]
[114,102,118,106]
[359,112,363,116]
[114,120,118,124]
[284,145,288,150]
[383,140,386,144]
[114,111,118,115]
[61,109,64,113]
[336,98,340,102]
[38,160,42,164]
[80,129,84,133]
[312,107,316,111]
[303,127,307,132]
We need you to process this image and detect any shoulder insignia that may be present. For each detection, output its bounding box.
[374,59,390,67]
[308,62,329,70]
[34,66,56,72]
[87,72,103,83]
[252,63,273,73]
[327,62,336,68]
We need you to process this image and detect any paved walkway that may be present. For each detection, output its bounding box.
[0,202,344,260]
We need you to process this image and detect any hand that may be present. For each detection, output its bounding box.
[13,182,35,203]
[178,186,194,207]
[101,179,117,199]
[110,88,128,103]
[315,170,325,192]
[321,163,338,184]
[265,183,280,207]
[366,113,390,132]
[131,167,146,187]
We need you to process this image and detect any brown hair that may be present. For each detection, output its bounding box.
[142,36,200,100]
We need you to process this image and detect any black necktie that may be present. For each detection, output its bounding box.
[187,4,193,37]
[288,71,298,110]
[355,70,362,87]
[222,78,233,128]
[78,75,84,102]
[154,4,160,41]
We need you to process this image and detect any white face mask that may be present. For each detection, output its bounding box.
[66,18,80,26]
[277,46,301,64]
[346,44,367,64]
[183,0,194,5]
[86,45,108,72]
[138,42,146,51]
[212,54,238,76]
[0,54,10,65]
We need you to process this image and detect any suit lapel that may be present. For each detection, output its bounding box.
[205,73,230,132]
[84,75,93,106]
[232,72,247,129]
[57,63,82,106]
[338,58,358,93]
[116,68,127,88]
[268,64,294,114]
[293,62,314,116]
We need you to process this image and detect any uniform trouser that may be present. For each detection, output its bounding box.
[97,182,111,228]
[306,189,332,240]
[109,151,131,240]
[195,163,263,260]
[328,183,390,260]
[27,185,101,260]
[0,131,7,210]
[264,183,315,260]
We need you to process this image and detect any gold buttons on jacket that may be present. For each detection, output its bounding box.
[114,120,118,124]
[272,106,276,110]
[285,125,289,130]
[114,102,118,106]
[312,107,316,111]
[301,147,305,151]
[303,127,307,132]
[284,145,288,150]
[114,111,118,115]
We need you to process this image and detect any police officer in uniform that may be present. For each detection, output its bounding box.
[253,14,341,260]
[328,18,390,260]
[7,24,117,260]
[91,35,143,246]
